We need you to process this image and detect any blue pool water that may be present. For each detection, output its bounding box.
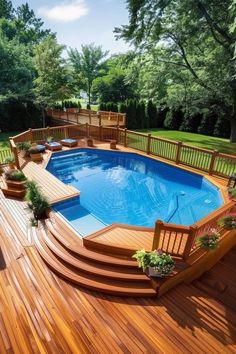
[47,149,223,236]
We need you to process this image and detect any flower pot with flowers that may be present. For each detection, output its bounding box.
[196,228,220,250]
[132,249,175,277]
[218,214,236,230]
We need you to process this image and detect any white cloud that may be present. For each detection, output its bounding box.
[38,0,88,23]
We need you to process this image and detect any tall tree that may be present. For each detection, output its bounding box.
[68,43,108,106]
[116,0,236,142]
[34,36,70,126]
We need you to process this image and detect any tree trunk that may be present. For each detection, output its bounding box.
[230,115,236,143]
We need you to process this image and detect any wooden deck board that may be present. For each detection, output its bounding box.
[0,197,236,352]
[22,160,79,205]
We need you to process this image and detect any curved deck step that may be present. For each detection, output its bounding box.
[34,228,156,297]
[46,219,138,268]
[44,228,149,282]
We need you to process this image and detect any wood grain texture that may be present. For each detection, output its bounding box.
[0,198,236,352]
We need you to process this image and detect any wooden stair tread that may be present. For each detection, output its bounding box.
[46,219,137,268]
[34,228,156,297]
[44,228,149,282]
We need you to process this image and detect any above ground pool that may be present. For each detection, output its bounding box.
[47,149,224,236]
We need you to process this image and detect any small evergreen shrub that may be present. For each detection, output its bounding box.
[198,111,217,135]
[25,180,49,220]
[5,170,27,181]
[164,107,183,130]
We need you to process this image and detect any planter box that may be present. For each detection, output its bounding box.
[30,153,43,162]
[6,179,27,190]
[146,266,173,278]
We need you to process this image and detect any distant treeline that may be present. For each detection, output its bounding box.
[99,100,230,138]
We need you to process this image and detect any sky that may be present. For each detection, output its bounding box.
[12,0,131,54]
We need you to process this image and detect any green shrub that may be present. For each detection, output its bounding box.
[29,147,41,155]
[25,180,49,219]
[136,101,146,128]
[164,107,184,130]
[180,111,202,133]
[5,170,27,181]
[213,115,230,138]
[198,111,217,135]
[146,100,157,128]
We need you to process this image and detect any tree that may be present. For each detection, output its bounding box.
[68,43,108,106]
[34,36,70,126]
[116,1,236,142]
[92,54,136,103]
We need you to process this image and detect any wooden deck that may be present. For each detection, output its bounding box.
[84,224,154,254]
[21,160,79,204]
[0,196,236,352]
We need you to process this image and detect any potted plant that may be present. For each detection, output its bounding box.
[132,249,175,277]
[46,136,54,143]
[218,214,236,230]
[29,146,43,162]
[4,169,27,197]
[227,188,236,200]
[196,228,220,250]
[5,155,15,169]
[25,180,49,220]
[17,142,32,158]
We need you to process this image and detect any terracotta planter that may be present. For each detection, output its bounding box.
[30,153,43,162]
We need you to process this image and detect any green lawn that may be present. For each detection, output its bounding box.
[136,129,236,155]
[0,131,21,149]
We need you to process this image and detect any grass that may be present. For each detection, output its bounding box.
[0,131,21,149]
[136,129,236,155]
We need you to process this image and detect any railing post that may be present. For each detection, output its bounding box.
[124,128,127,147]
[10,140,20,170]
[147,133,151,155]
[124,113,126,127]
[46,126,50,141]
[99,125,103,141]
[209,150,218,175]
[116,114,119,127]
[152,220,163,250]
[66,111,69,122]
[29,128,33,142]
[176,141,182,164]
[89,113,92,125]
[183,225,197,261]
[98,113,101,126]
[76,112,79,124]
[86,123,89,138]
[64,127,68,139]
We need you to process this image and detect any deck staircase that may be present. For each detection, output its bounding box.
[33,215,158,297]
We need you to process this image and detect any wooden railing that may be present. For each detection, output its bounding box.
[152,201,236,261]
[0,148,12,164]
[10,124,236,179]
[47,108,126,127]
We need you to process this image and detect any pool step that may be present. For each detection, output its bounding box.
[45,218,138,268]
[44,228,149,282]
[34,226,156,297]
